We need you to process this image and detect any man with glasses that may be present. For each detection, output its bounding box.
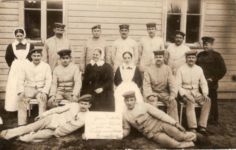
[48,49,81,108]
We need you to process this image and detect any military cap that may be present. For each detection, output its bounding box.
[57,49,72,57]
[119,24,129,30]
[202,36,215,44]
[122,91,136,99]
[175,30,185,37]
[92,24,101,30]
[78,94,93,103]
[153,50,165,56]
[30,48,42,54]
[185,50,197,56]
[146,22,156,28]
[54,22,65,29]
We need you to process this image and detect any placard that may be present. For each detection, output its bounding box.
[84,112,123,139]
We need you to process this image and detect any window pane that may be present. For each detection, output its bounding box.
[24,10,41,39]
[47,11,63,38]
[186,15,200,43]
[47,0,62,9]
[168,0,185,13]
[187,0,201,14]
[166,15,181,42]
[24,0,41,9]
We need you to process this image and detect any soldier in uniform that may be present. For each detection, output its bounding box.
[43,22,71,69]
[167,31,191,75]
[17,48,52,126]
[80,25,108,73]
[112,24,139,72]
[176,50,211,134]
[143,50,179,121]
[139,22,165,73]
[196,36,226,125]
[48,49,82,108]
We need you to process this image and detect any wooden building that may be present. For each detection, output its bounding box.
[0,0,235,100]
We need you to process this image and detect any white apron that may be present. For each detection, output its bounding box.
[5,42,30,112]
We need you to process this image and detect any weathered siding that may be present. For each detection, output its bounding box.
[203,0,236,99]
[0,1,20,100]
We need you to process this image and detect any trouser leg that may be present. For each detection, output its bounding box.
[198,100,211,128]
[186,101,197,129]
[2,116,52,140]
[209,88,218,122]
[20,129,54,142]
[152,132,181,148]
[36,93,47,115]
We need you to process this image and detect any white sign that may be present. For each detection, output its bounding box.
[85,112,123,139]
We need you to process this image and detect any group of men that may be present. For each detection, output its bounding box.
[0,22,226,148]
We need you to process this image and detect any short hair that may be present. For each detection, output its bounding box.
[122,51,133,58]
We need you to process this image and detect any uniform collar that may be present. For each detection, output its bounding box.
[90,60,104,66]
[13,39,27,45]
[122,63,134,69]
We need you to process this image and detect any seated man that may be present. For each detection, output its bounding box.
[17,48,52,125]
[122,91,196,148]
[48,49,81,108]
[176,50,211,134]
[143,50,179,121]
[0,94,92,142]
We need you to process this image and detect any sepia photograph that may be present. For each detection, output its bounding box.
[0,0,235,149]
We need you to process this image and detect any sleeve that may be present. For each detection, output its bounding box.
[143,70,154,98]
[199,68,209,96]
[114,67,122,86]
[54,121,84,137]
[133,67,143,88]
[146,103,176,125]
[41,65,52,94]
[167,67,177,97]
[214,53,227,81]
[49,68,58,97]
[26,44,35,61]
[101,64,114,91]
[73,66,82,97]
[5,44,15,67]
[176,68,186,96]
[42,40,49,63]
[122,115,131,138]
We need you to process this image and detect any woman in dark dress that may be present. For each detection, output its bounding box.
[114,51,142,88]
[81,48,114,111]
[5,28,34,112]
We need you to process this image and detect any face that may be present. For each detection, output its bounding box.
[60,55,71,67]
[79,101,91,112]
[147,27,156,38]
[54,27,64,37]
[124,97,136,110]
[175,34,184,46]
[154,55,164,66]
[203,42,213,51]
[15,32,24,42]
[92,50,101,62]
[92,28,101,38]
[123,53,132,64]
[186,55,197,67]
[31,52,42,65]
[120,28,129,39]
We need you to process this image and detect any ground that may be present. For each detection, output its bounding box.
[0,100,236,150]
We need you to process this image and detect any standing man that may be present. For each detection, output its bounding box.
[48,49,82,108]
[196,36,226,125]
[176,50,211,134]
[112,24,139,72]
[17,48,52,126]
[167,31,190,75]
[143,50,179,121]
[80,25,108,73]
[43,22,71,69]
[139,22,165,73]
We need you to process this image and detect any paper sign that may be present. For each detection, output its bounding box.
[85,112,123,139]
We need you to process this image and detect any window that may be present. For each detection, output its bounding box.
[24,0,63,40]
[166,0,201,43]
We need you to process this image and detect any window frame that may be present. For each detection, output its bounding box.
[19,0,67,43]
[164,0,205,47]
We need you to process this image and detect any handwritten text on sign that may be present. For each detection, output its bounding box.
[85,112,123,139]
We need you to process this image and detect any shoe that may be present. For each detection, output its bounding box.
[185,132,197,142]
[198,127,208,135]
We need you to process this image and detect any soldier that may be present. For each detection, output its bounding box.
[17,48,52,126]
[80,24,108,73]
[112,24,139,72]
[167,31,191,75]
[48,49,82,108]
[176,50,211,134]
[0,94,92,142]
[143,50,179,121]
[196,36,226,125]
[43,22,71,69]
[122,91,196,148]
[139,22,165,73]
